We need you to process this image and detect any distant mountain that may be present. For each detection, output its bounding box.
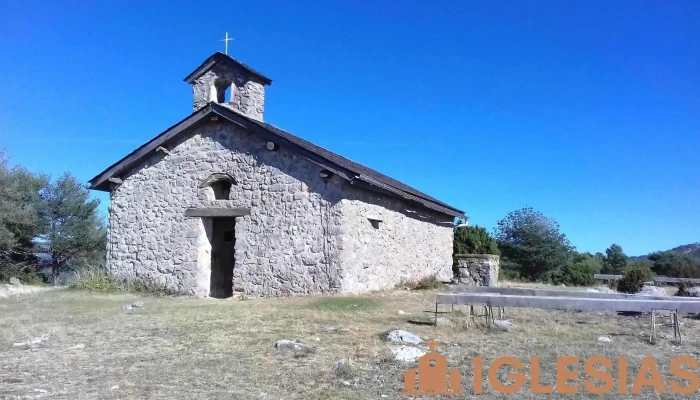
[669,243,700,258]
[632,242,700,260]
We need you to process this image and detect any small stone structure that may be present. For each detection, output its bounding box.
[89,51,464,297]
[454,254,500,287]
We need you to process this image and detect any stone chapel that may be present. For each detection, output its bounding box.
[89,52,465,297]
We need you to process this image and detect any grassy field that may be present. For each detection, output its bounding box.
[1,287,699,399]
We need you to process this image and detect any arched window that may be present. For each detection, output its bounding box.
[211,180,231,200]
[199,173,236,200]
[214,79,234,104]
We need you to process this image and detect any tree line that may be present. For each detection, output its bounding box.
[454,206,700,286]
[0,151,105,284]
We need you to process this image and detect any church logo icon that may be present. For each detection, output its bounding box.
[402,339,463,396]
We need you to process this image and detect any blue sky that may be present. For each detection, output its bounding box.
[1,0,698,256]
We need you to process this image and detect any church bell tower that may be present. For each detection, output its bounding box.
[183,52,273,121]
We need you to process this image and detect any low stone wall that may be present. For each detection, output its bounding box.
[454,254,500,287]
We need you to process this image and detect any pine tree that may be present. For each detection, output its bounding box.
[39,173,106,283]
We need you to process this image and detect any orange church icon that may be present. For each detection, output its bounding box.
[402,339,463,396]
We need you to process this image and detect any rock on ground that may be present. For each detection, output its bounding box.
[389,345,426,362]
[597,336,613,343]
[132,300,144,308]
[636,286,667,297]
[120,304,132,311]
[686,287,700,297]
[275,340,315,357]
[13,337,45,347]
[386,329,422,344]
[323,324,345,333]
[492,320,513,331]
[9,277,21,286]
[332,359,350,376]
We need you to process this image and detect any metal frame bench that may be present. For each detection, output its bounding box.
[435,289,700,344]
[594,274,700,285]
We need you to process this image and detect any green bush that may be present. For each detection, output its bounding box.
[498,265,521,282]
[69,268,177,296]
[617,266,654,294]
[0,262,46,285]
[453,224,500,256]
[550,263,596,286]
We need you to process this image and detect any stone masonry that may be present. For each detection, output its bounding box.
[98,51,460,297]
[107,121,454,296]
[454,254,500,287]
[191,68,266,120]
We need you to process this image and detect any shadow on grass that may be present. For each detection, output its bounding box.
[306,297,379,312]
[407,319,435,326]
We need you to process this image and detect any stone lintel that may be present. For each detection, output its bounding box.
[185,207,251,217]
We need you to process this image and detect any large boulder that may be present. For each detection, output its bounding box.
[686,287,700,297]
[389,345,426,362]
[8,277,21,286]
[493,320,514,331]
[386,330,422,344]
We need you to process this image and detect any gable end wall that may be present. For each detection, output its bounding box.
[107,121,345,296]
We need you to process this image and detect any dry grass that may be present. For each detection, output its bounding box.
[1,287,698,399]
[0,284,51,299]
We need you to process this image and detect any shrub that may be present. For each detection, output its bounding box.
[453,224,500,256]
[675,281,694,297]
[499,265,521,282]
[399,275,445,290]
[0,262,46,285]
[550,263,596,286]
[617,266,654,294]
[69,268,176,296]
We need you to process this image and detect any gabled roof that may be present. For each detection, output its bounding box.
[183,52,273,86]
[89,103,465,218]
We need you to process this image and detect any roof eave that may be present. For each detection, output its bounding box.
[183,53,273,85]
[352,175,465,218]
[88,104,216,191]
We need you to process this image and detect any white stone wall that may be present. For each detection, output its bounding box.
[108,121,345,296]
[107,121,455,297]
[337,190,454,292]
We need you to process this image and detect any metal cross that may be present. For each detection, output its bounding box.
[220,32,235,55]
